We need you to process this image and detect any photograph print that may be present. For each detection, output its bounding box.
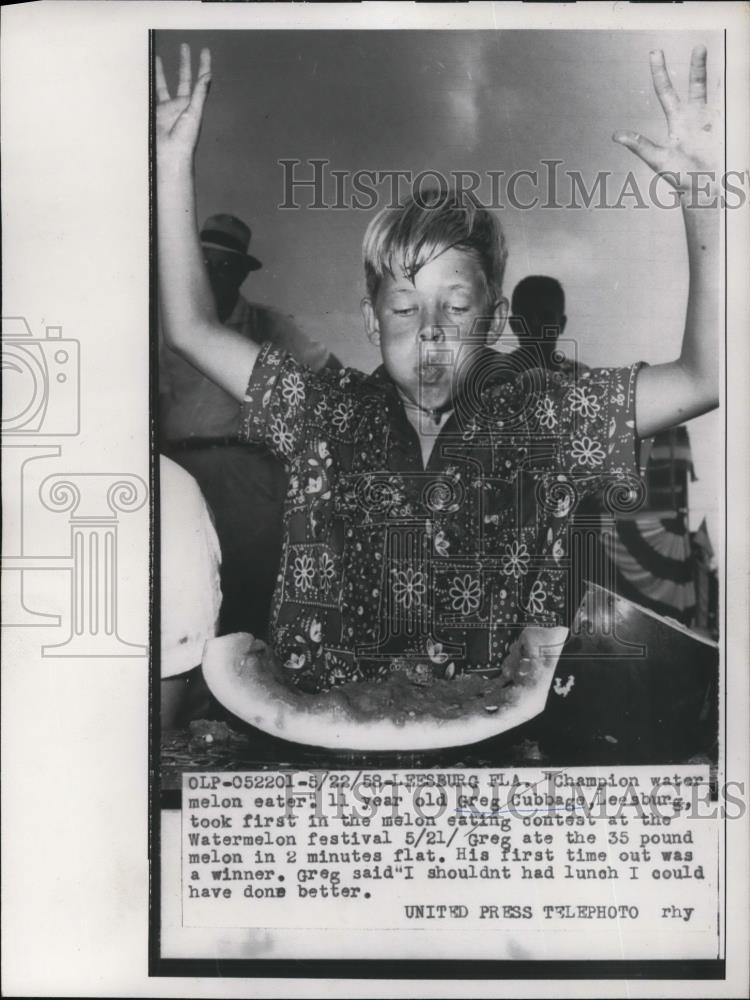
[154,28,723,786]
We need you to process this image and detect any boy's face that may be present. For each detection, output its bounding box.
[362,248,507,412]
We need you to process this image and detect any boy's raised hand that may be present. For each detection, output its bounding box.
[613,46,718,193]
[155,44,212,164]
[620,45,720,439]
[156,41,261,401]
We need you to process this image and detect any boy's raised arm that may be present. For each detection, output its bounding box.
[613,47,720,439]
[156,44,260,401]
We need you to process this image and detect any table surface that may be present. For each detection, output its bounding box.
[160,726,551,790]
[160,715,716,796]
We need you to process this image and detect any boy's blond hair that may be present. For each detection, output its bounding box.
[362,187,508,303]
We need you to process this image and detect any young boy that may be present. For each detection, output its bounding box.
[155,44,718,695]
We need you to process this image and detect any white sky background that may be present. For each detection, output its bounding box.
[155,28,721,537]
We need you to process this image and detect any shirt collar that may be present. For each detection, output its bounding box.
[365,363,397,393]
[363,365,419,454]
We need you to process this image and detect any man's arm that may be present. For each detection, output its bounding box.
[613,47,720,439]
[156,45,259,401]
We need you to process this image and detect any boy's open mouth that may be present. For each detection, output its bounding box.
[418,364,447,385]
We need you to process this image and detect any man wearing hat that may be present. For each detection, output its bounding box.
[160,213,339,639]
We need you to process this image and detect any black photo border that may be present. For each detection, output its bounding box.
[147,25,729,983]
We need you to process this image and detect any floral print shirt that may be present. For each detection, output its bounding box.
[239,344,642,694]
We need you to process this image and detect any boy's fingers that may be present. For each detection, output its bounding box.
[154,56,170,103]
[612,131,666,172]
[177,42,192,98]
[198,47,211,79]
[186,69,212,123]
[688,45,708,104]
[649,49,680,120]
